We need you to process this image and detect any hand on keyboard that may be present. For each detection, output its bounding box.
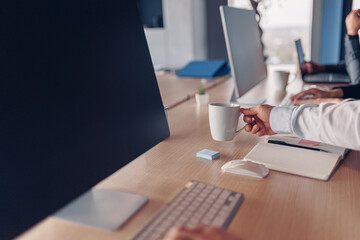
[163,225,242,240]
[293,98,343,105]
[291,88,344,105]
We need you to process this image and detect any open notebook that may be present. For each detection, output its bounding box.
[243,135,348,181]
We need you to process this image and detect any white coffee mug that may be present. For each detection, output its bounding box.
[270,70,290,91]
[208,103,242,141]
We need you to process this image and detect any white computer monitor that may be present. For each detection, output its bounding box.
[220,6,267,104]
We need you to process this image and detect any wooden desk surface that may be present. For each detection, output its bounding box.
[156,73,230,109]
[20,78,360,240]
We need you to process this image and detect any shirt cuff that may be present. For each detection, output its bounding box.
[269,106,297,134]
[346,34,359,40]
[345,34,360,57]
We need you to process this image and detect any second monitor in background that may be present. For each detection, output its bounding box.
[220,6,267,105]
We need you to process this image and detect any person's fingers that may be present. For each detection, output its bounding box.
[253,115,265,131]
[298,88,317,99]
[244,124,253,132]
[301,95,314,100]
[256,130,264,137]
[294,98,317,105]
[301,63,308,72]
[291,89,312,100]
[174,227,207,240]
[291,88,317,100]
[293,99,305,105]
[295,98,343,105]
[251,124,260,134]
[243,116,254,123]
[240,107,259,116]
[302,62,311,67]
[244,117,258,133]
[163,227,180,240]
[302,62,314,73]
[171,232,201,240]
[245,115,266,135]
[185,225,206,234]
[202,227,234,240]
[164,226,206,240]
[306,63,314,73]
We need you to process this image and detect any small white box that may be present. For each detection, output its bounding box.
[196,149,220,160]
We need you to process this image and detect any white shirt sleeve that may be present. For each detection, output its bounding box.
[269,100,360,150]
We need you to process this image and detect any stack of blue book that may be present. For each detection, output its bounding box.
[176,60,230,79]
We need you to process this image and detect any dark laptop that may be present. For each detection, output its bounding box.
[295,39,350,83]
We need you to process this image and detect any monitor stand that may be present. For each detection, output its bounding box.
[229,89,266,106]
[53,188,148,230]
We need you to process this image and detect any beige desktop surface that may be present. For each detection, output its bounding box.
[156,72,230,109]
[19,76,360,240]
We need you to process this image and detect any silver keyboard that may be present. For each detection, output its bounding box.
[304,73,350,83]
[133,180,244,240]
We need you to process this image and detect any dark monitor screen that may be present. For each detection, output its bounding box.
[0,0,170,239]
[137,0,163,28]
[295,39,305,67]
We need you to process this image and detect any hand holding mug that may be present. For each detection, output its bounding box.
[240,104,276,137]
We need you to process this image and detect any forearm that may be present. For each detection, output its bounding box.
[345,35,360,84]
[337,83,360,98]
[324,62,346,73]
[270,101,360,150]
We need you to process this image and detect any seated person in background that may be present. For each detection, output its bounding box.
[301,9,360,84]
[292,9,360,105]
[240,101,360,151]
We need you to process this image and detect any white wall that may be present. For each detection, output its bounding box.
[144,0,207,69]
[163,0,207,69]
[145,0,228,69]
[144,28,168,69]
[227,0,252,9]
[353,0,360,8]
[311,0,323,62]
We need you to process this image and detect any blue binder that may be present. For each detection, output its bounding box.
[176,60,230,79]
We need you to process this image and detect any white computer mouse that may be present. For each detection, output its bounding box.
[221,160,269,178]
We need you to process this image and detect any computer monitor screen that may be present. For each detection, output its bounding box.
[295,39,306,66]
[220,6,267,98]
[137,0,163,28]
[0,0,170,239]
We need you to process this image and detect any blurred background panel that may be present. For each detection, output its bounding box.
[138,0,355,70]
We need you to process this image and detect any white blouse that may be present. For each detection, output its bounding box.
[270,100,360,150]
